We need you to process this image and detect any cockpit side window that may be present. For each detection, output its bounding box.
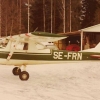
[11,42,28,50]
[23,43,28,50]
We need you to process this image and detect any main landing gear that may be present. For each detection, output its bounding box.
[12,65,29,81]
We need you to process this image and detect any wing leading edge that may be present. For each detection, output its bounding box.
[4,32,67,43]
[25,32,67,42]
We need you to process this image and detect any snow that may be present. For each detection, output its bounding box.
[0,62,100,100]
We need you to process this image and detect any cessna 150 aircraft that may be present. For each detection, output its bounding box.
[0,32,100,81]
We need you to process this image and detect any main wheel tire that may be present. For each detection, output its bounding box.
[12,67,21,75]
[19,71,29,81]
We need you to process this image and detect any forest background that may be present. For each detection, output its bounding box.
[0,0,100,36]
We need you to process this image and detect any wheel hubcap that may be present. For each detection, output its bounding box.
[22,74,27,79]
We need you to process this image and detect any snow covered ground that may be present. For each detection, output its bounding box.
[0,62,100,100]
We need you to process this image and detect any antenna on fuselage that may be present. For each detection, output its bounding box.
[33,27,38,32]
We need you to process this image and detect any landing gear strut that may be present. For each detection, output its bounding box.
[12,65,29,81]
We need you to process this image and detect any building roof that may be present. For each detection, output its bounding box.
[80,24,100,32]
[58,24,100,36]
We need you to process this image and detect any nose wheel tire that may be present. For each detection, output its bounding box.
[12,67,21,75]
[19,71,29,81]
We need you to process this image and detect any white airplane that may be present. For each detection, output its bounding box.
[0,32,100,81]
[0,32,67,81]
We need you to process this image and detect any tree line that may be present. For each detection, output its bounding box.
[0,0,100,36]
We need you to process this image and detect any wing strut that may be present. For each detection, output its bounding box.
[7,37,20,60]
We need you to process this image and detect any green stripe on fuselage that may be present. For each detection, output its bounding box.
[0,51,52,60]
[0,50,100,61]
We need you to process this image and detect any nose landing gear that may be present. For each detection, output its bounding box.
[12,65,29,81]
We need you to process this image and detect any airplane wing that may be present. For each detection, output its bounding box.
[6,32,67,43]
[20,32,67,42]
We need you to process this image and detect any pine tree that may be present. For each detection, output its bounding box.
[30,0,62,33]
[30,0,43,31]
[80,0,98,28]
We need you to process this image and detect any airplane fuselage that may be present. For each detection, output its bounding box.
[0,50,100,66]
[0,33,100,66]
